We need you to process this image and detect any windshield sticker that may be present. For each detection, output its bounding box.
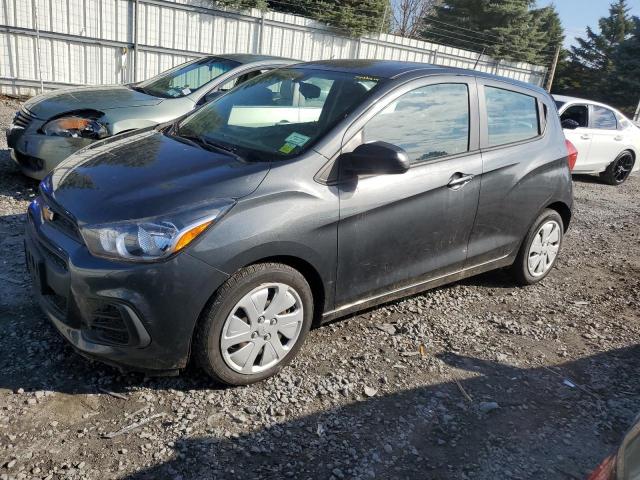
[285,132,311,147]
[181,87,192,95]
[279,143,296,154]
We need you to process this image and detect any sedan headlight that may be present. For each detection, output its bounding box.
[80,200,235,262]
[42,115,108,139]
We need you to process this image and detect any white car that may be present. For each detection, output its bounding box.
[554,95,639,185]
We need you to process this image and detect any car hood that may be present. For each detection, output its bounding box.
[44,130,270,225]
[24,85,164,119]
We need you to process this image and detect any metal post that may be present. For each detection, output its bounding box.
[32,0,44,93]
[133,0,139,82]
[258,11,265,54]
[545,44,561,92]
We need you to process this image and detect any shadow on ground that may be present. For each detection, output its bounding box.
[122,346,640,480]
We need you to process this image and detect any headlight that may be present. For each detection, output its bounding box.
[42,116,108,139]
[80,200,235,262]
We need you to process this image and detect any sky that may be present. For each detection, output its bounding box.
[544,0,640,47]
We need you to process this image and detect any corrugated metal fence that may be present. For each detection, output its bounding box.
[0,0,548,97]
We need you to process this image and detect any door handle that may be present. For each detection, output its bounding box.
[614,135,624,141]
[580,134,592,140]
[448,173,475,189]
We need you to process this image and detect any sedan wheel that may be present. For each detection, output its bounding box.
[194,263,313,385]
[601,152,635,186]
[511,209,564,285]
[221,283,304,374]
[527,220,561,277]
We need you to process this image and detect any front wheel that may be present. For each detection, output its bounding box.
[600,151,635,186]
[510,209,564,285]
[194,263,313,385]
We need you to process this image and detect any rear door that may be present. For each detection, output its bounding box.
[587,105,623,171]
[467,79,559,265]
[560,104,593,171]
[335,77,482,306]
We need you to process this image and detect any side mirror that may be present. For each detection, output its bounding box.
[561,118,580,130]
[341,141,410,176]
[200,90,224,105]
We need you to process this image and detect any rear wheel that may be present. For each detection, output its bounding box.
[510,209,564,286]
[194,263,313,385]
[600,151,635,185]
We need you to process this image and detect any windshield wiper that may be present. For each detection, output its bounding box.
[175,133,242,160]
[129,85,149,95]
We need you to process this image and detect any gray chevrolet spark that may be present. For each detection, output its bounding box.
[7,54,294,179]
[24,60,574,385]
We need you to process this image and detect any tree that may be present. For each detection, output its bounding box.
[265,0,391,36]
[208,0,390,36]
[554,0,635,108]
[420,0,562,65]
[391,0,440,38]
[530,5,564,65]
[609,16,640,115]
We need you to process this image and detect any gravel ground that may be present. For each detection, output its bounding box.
[0,96,639,480]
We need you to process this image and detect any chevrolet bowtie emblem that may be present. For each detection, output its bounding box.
[42,205,55,222]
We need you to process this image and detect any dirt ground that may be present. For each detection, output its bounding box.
[0,96,639,480]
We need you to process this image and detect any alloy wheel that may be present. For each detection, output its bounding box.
[614,153,634,183]
[220,283,304,374]
[527,220,561,277]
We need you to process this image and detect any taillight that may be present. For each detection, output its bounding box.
[587,454,616,480]
[566,139,578,171]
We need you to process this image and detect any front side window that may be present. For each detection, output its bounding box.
[485,86,539,147]
[363,83,470,164]
[561,105,589,128]
[591,106,617,130]
[176,68,383,161]
[135,57,241,98]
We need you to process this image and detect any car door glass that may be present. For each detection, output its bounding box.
[362,83,470,164]
[561,105,589,128]
[591,106,617,130]
[485,86,539,146]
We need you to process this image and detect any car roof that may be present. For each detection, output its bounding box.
[293,59,549,95]
[553,94,621,111]
[213,53,296,65]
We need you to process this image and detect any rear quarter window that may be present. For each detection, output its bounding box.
[485,86,540,147]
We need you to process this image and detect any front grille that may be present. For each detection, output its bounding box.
[85,303,131,346]
[13,107,36,128]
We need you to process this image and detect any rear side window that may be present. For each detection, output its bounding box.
[363,83,470,164]
[485,86,539,147]
[591,106,617,130]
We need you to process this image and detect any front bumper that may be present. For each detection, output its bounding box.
[24,196,229,373]
[6,123,92,180]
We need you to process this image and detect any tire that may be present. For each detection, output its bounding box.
[600,151,635,186]
[510,209,564,286]
[194,262,313,385]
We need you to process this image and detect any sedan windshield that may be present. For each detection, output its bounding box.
[175,68,383,161]
[134,57,240,98]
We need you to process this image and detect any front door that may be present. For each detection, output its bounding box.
[335,79,482,306]
[560,104,593,172]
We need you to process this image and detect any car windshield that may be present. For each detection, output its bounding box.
[134,57,241,98]
[174,67,383,162]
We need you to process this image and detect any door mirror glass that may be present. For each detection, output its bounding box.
[341,141,410,176]
[561,118,581,130]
